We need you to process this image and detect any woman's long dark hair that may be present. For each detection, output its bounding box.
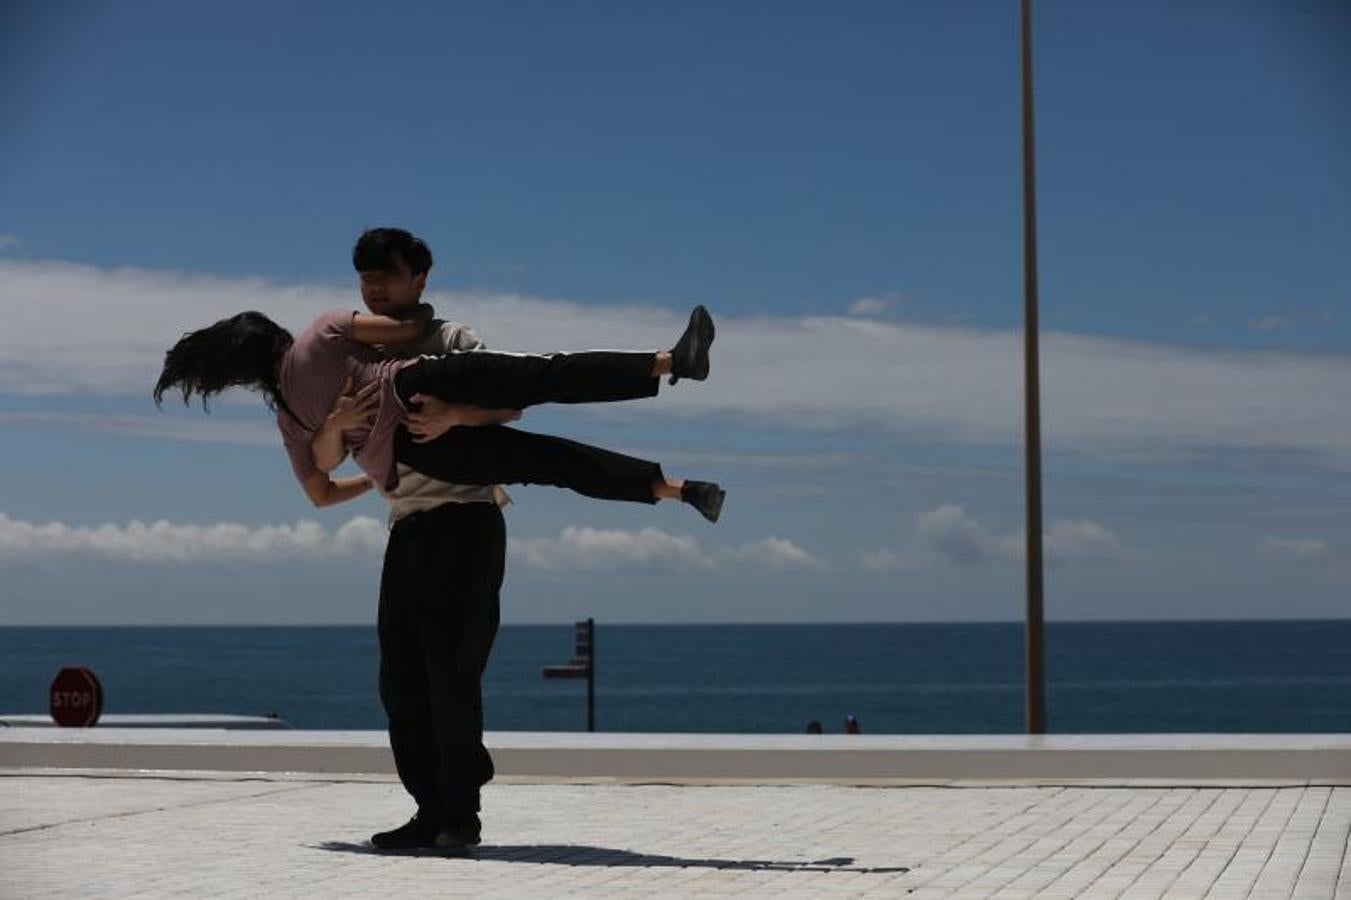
[153,311,296,419]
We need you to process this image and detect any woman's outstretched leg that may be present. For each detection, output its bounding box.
[395,348,659,412]
[392,305,715,411]
[393,424,725,522]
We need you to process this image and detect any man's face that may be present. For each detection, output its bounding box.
[358,258,426,317]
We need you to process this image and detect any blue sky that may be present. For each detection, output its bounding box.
[0,0,1347,624]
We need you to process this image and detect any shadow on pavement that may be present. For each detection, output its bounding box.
[312,841,909,873]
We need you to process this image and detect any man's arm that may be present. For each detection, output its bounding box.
[406,399,520,442]
[403,320,521,442]
[350,305,435,346]
[446,322,485,352]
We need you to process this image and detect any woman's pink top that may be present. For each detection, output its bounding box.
[275,310,417,492]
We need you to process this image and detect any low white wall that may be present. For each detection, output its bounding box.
[3,729,1350,782]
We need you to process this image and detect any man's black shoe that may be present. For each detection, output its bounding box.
[370,813,441,850]
[680,480,726,523]
[669,305,715,385]
[433,826,482,850]
[433,812,482,849]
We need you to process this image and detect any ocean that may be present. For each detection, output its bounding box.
[2,621,1349,733]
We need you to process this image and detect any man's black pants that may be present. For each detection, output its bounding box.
[379,347,664,827]
[393,349,665,504]
[378,501,506,828]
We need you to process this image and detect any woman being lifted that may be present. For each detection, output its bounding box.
[154,301,726,522]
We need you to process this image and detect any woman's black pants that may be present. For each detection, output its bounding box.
[378,501,505,829]
[393,349,665,503]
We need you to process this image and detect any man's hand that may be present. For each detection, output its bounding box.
[404,303,435,331]
[325,377,379,432]
[391,302,434,323]
[407,393,522,443]
[364,303,435,349]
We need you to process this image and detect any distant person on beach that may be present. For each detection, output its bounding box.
[806,720,823,734]
[844,715,861,734]
[154,227,724,850]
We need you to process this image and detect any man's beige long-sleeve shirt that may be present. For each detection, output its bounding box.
[375,320,512,527]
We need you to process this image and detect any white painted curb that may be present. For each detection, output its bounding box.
[3,729,1350,782]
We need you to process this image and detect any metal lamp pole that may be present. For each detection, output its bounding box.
[1020,0,1047,735]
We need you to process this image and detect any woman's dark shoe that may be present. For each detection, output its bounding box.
[371,812,441,850]
[669,305,715,385]
[680,480,726,523]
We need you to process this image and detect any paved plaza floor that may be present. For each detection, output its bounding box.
[2,771,1348,898]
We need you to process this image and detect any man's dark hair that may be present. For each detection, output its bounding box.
[352,227,433,277]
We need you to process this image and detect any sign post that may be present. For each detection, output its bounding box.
[49,667,103,727]
[542,618,595,732]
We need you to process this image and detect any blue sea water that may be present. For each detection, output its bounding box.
[1,621,1349,733]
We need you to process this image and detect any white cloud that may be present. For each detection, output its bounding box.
[0,508,835,575]
[0,511,386,564]
[508,525,713,571]
[913,504,1133,567]
[859,548,912,572]
[1258,535,1329,563]
[507,526,826,572]
[1250,309,1339,332]
[0,233,22,251]
[3,258,1351,470]
[917,504,1022,565]
[0,411,275,445]
[725,536,826,570]
[848,296,890,317]
[1251,314,1287,332]
[1044,519,1135,565]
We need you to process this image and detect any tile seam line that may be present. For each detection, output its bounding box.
[1195,783,1281,897]
[0,772,1080,791]
[1112,786,1232,898]
[1073,787,1199,898]
[0,770,377,786]
[1334,788,1351,896]
[1287,784,1335,897]
[1243,784,1314,897]
[7,770,1338,790]
[0,780,335,839]
[897,784,1073,891]
[942,784,1138,895]
[1036,786,1177,895]
[1149,786,1254,898]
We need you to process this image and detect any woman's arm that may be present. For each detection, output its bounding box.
[300,470,374,508]
[311,377,379,472]
[311,421,347,473]
[350,304,435,346]
[278,410,371,508]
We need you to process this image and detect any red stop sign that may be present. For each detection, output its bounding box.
[49,667,103,727]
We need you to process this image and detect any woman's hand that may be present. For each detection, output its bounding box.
[325,377,379,432]
[407,393,522,443]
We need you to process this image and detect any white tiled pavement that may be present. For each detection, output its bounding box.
[2,772,1349,898]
